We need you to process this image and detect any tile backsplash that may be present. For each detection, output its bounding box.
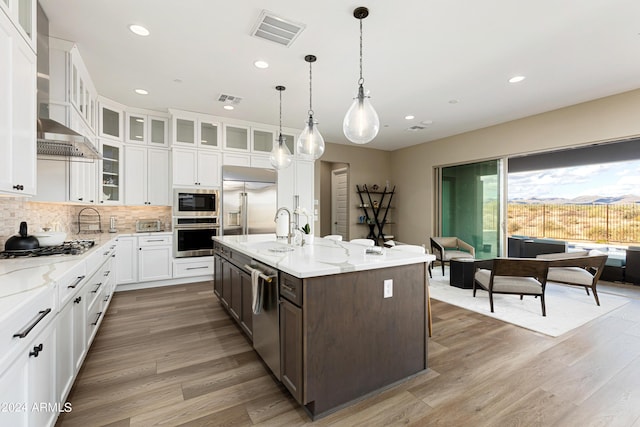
[0,197,171,249]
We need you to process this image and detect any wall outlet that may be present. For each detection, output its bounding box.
[384,279,393,298]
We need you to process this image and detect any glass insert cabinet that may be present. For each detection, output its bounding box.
[101,141,121,203]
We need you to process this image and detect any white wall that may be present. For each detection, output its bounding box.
[390,88,640,246]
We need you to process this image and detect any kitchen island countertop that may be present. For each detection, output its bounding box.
[214,234,435,278]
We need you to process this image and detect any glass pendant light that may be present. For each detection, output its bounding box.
[343,6,379,145]
[296,55,325,160]
[270,85,293,170]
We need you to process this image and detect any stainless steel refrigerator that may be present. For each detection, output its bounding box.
[221,165,278,236]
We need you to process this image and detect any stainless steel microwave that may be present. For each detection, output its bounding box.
[173,188,218,217]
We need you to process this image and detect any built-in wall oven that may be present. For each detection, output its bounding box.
[173,217,218,258]
[173,188,218,217]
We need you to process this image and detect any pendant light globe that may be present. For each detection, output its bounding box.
[270,85,293,170]
[343,7,379,144]
[296,55,325,159]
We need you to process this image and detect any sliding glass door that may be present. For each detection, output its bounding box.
[438,159,502,259]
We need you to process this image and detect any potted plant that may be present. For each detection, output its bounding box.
[295,207,313,245]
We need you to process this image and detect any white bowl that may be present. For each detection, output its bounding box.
[33,231,67,247]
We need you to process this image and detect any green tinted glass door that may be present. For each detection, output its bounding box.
[440,159,501,259]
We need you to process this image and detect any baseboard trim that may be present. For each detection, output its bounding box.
[115,275,213,292]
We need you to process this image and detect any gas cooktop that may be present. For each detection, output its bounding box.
[0,240,96,259]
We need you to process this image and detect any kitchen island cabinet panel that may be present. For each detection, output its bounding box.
[240,269,253,337]
[302,264,427,416]
[279,297,303,404]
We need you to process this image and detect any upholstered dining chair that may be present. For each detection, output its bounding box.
[430,237,475,275]
[473,258,550,316]
[350,239,375,246]
[323,235,343,241]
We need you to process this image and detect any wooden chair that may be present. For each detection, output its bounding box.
[473,258,550,316]
[537,250,608,306]
[430,237,475,275]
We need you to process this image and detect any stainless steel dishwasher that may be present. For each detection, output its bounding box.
[245,260,281,380]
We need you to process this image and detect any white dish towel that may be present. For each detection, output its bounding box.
[251,269,263,315]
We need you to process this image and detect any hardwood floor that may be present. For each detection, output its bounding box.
[56,281,640,426]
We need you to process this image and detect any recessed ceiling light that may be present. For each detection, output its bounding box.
[129,24,150,36]
[404,115,415,120]
[509,75,526,83]
[223,105,234,110]
[254,60,269,69]
[134,89,148,95]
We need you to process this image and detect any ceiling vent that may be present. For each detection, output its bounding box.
[251,10,305,47]
[217,94,243,105]
[406,125,428,132]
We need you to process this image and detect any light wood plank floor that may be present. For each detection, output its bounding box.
[56,280,640,426]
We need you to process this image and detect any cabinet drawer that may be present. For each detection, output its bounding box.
[85,268,106,309]
[173,257,214,278]
[280,272,302,307]
[86,240,117,273]
[0,286,55,372]
[138,234,172,246]
[86,288,105,345]
[57,260,87,308]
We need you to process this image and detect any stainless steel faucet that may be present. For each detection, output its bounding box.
[274,207,292,244]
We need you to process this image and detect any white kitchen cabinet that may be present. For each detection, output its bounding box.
[116,234,172,285]
[98,98,124,141]
[251,127,276,154]
[126,113,169,147]
[171,110,221,149]
[0,0,35,48]
[115,236,137,285]
[124,145,170,206]
[278,160,315,232]
[172,147,221,187]
[69,159,97,203]
[0,289,58,427]
[56,284,86,405]
[223,152,250,167]
[172,256,214,278]
[99,139,123,204]
[223,123,250,151]
[0,9,36,196]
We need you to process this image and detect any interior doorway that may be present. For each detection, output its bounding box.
[331,168,348,238]
[320,161,349,239]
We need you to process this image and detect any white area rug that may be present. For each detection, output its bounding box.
[429,271,630,337]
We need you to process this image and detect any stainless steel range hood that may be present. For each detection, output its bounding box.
[36,3,101,160]
[37,118,102,159]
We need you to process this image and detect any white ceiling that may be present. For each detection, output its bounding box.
[39,0,640,151]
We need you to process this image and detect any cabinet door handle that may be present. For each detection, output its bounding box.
[74,296,82,304]
[91,312,103,326]
[103,270,111,276]
[281,283,295,293]
[13,309,52,339]
[146,239,165,242]
[186,266,210,270]
[68,275,86,289]
[91,283,103,293]
[12,184,24,191]
[29,343,44,358]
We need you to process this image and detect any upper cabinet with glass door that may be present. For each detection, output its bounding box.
[223,124,250,152]
[126,112,169,147]
[0,0,36,49]
[251,127,276,154]
[170,109,220,149]
[98,97,125,141]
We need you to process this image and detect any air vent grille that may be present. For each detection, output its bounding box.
[406,125,427,131]
[217,94,243,105]
[251,10,305,47]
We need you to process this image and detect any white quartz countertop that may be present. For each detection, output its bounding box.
[0,235,118,309]
[214,234,435,278]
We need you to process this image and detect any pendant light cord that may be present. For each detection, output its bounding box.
[308,61,313,115]
[278,88,283,146]
[358,17,364,85]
